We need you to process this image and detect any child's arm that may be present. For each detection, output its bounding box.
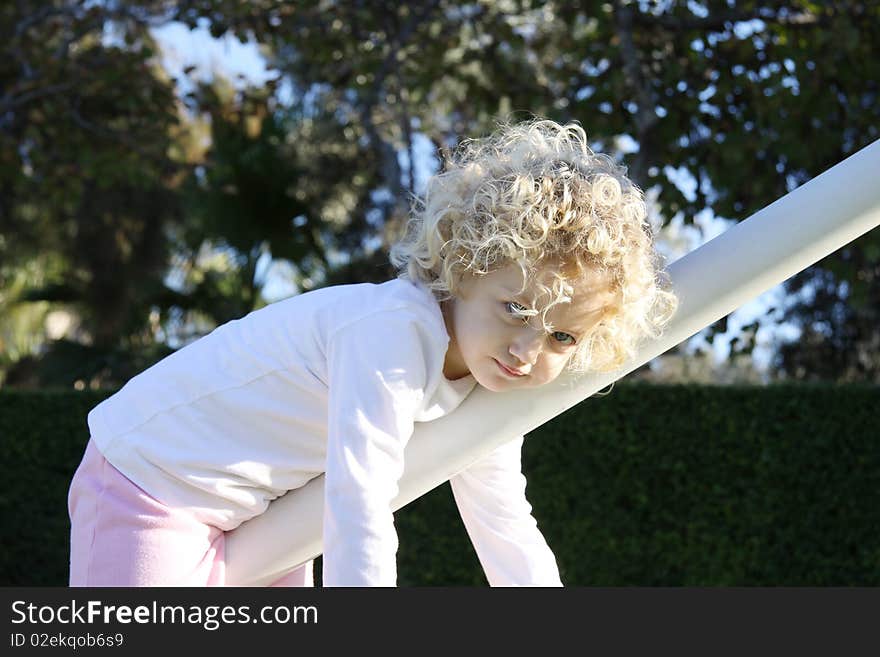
[322,311,432,587]
[449,436,563,586]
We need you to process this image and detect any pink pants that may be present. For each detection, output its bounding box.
[68,438,314,587]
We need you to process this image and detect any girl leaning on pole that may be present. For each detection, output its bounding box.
[68,118,677,586]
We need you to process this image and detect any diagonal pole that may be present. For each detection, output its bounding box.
[224,138,880,586]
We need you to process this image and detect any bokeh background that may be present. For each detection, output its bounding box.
[1,0,878,585]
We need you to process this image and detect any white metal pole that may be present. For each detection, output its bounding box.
[224,138,880,586]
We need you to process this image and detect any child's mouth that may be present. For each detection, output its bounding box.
[495,359,527,377]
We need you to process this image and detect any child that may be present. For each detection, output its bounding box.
[68,118,676,587]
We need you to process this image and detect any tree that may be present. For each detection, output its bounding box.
[772,232,880,381]
[169,76,386,329]
[3,1,878,386]
[175,0,880,380]
[1,1,184,386]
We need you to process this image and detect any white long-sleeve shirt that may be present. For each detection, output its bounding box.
[88,278,561,586]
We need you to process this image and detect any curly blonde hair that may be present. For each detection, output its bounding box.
[390,118,677,373]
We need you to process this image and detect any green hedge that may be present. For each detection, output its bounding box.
[1,384,878,586]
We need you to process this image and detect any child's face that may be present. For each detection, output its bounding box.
[442,261,614,391]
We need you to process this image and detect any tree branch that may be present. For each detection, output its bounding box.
[613,0,660,185]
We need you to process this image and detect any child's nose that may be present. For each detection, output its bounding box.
[509,328,543,365]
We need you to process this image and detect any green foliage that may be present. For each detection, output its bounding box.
[774,232,880,381]
[2,383,877,586]
[1,2,186,384]
[0,388,111,585]
[5,339,175,389]
[3,1,880,386]
[146,0,880,381]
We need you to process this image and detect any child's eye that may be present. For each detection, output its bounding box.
[504,302,532,325]
[551,331,576,346]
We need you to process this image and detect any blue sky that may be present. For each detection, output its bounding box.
[150,21,794,375]
[152,21,277,91]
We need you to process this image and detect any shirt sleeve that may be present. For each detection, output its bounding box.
[449,436,563,586]
[322,310,433,587]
